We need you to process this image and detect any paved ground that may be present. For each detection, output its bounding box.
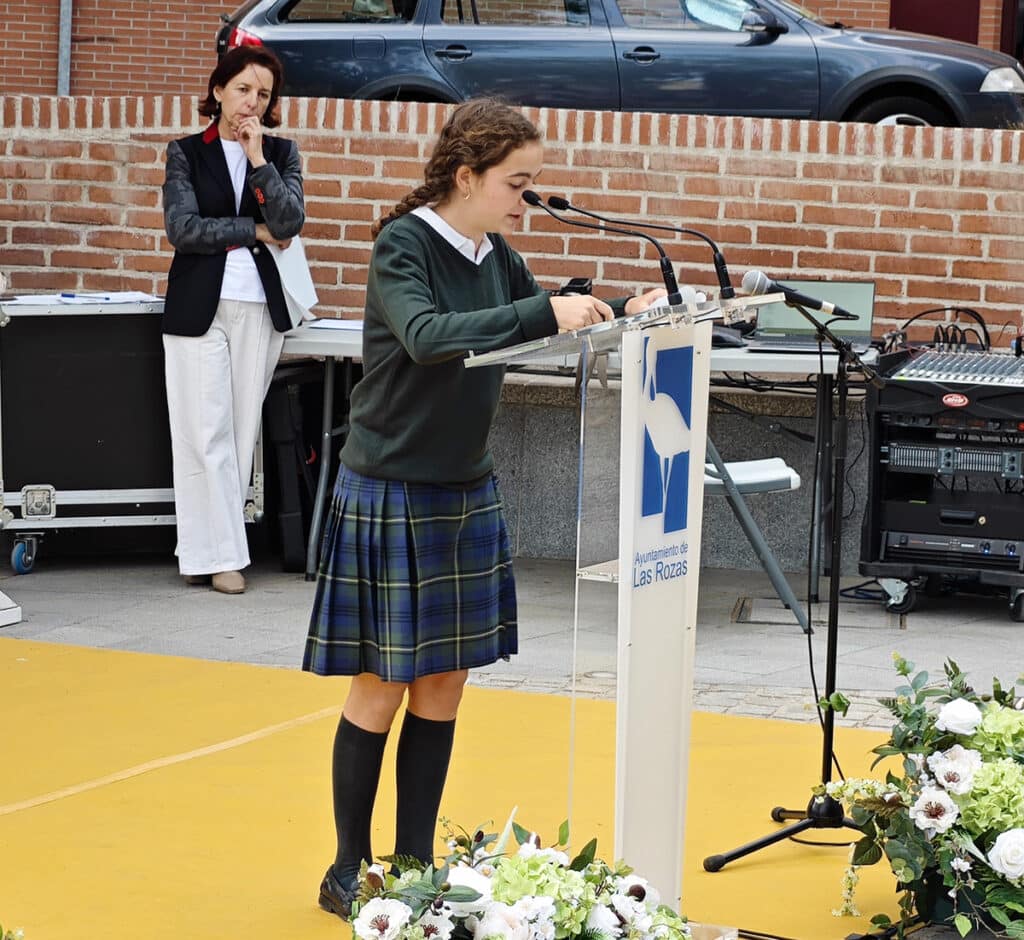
[4,551,1021,724]
[4,549,1017,938]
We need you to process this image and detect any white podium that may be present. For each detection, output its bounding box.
[466,297,772,908]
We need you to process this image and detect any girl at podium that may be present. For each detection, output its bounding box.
[303,97,664,918]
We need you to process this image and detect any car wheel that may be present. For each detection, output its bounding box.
[848,96,952,127]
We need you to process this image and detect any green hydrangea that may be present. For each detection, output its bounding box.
[646,906,690,939]
[490,854,596,938]
[968,703,1024,760]
[956,758,1024,836]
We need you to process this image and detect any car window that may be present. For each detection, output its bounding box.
[617,0,686,29]
[283,0,416,23]
[618,0,755,30]
[440,0,589,27]
[683,0,754,30]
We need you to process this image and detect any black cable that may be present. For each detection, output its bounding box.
[787,835,859,847]
[902,305,990,349]
[708,395,815,444]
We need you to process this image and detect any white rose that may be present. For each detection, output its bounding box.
[585,904,622,938]
[471,903,530,940]
[909,786,960,837]
[988,829,1024,881]
[445,864,493,917]
[935,698,983,735]
[352,898,413,940]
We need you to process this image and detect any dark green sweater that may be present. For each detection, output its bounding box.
[341,213,585,485]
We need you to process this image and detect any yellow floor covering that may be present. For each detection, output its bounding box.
[1,639,902,939]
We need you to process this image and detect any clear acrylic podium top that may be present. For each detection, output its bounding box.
[463,293,780,368]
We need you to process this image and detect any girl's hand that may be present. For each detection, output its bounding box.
[624,287,668,316]
[254,223,291,250]
[550,295,614,331]
[236,116,266,167]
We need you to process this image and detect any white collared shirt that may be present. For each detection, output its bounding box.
[411,205,493,265]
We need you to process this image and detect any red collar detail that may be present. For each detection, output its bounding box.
[202,122,219,144]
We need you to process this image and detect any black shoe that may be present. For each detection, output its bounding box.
[318,866,358,920]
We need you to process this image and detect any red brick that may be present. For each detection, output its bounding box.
[11,225,80,246]
[53,163,118,182]
[86,230,157,251]
[51,249,122,269]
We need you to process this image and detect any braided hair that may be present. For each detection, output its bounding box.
[371,98,541,239]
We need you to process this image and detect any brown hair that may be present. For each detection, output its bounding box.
[198,46,286,128]
[371,98,541,239]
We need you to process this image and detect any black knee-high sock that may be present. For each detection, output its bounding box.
[394,711,456,865]
[331,715,389,884]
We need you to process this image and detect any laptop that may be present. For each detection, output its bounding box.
[743,279,876,354]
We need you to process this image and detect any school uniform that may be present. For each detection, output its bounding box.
[303,208,630,681]
[161,122,305,576]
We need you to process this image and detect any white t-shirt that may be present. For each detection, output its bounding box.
[219,138,266,304]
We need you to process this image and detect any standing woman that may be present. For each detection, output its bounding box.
[162,46,305,595]
[303,98,664,918]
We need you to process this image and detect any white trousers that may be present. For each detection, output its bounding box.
[163,299,285,575]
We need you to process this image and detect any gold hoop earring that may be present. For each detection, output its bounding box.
[463,190,471,201]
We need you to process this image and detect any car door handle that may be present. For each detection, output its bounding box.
[434,45,473,61]
[622,47,660,63]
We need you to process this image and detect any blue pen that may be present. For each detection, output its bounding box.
[61,291,111,300]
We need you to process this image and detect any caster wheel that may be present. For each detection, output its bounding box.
[1010,594,1024,623]
[11,541,34,575]
[770,806,788,823]
[885,585,916,615]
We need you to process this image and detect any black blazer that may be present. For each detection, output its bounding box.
[161,123,306,336]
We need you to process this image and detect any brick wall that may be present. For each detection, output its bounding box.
[1,97,1022,344]
[0,0,226,97]
[0,1,1013,98]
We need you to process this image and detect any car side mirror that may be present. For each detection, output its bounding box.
[741,9,788,34]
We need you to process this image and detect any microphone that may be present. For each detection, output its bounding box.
[741,270,858,321]
[522,190,682,306]
[547,195,735,300]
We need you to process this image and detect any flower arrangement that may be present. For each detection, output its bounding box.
[1,925,25,940]
[348,812,691,940]
[818,655,1024,939]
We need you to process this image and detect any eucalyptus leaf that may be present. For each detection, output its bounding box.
[558,819,570,847]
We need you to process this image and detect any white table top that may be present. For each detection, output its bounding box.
[0,306,869,378]
[285,319,875,377]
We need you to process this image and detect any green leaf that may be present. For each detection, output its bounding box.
[558,819,570,847]
[569,837,598,871]
[911,670,929,691]
[870,914,892,927]
[851,836,883,866]
[953,913,972,937]
[444,887,482,902]
[512,822,532,845]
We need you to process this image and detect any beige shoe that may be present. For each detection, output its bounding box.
[212,571,246,595]
[183,574,212,586]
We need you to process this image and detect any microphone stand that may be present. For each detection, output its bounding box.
[702,303,883,872]
[547,196,736,300]
[523,191,683,305]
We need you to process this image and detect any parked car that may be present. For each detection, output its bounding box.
[217,0,1024,127]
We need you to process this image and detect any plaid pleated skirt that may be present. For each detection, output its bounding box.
[303,464,518,682]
